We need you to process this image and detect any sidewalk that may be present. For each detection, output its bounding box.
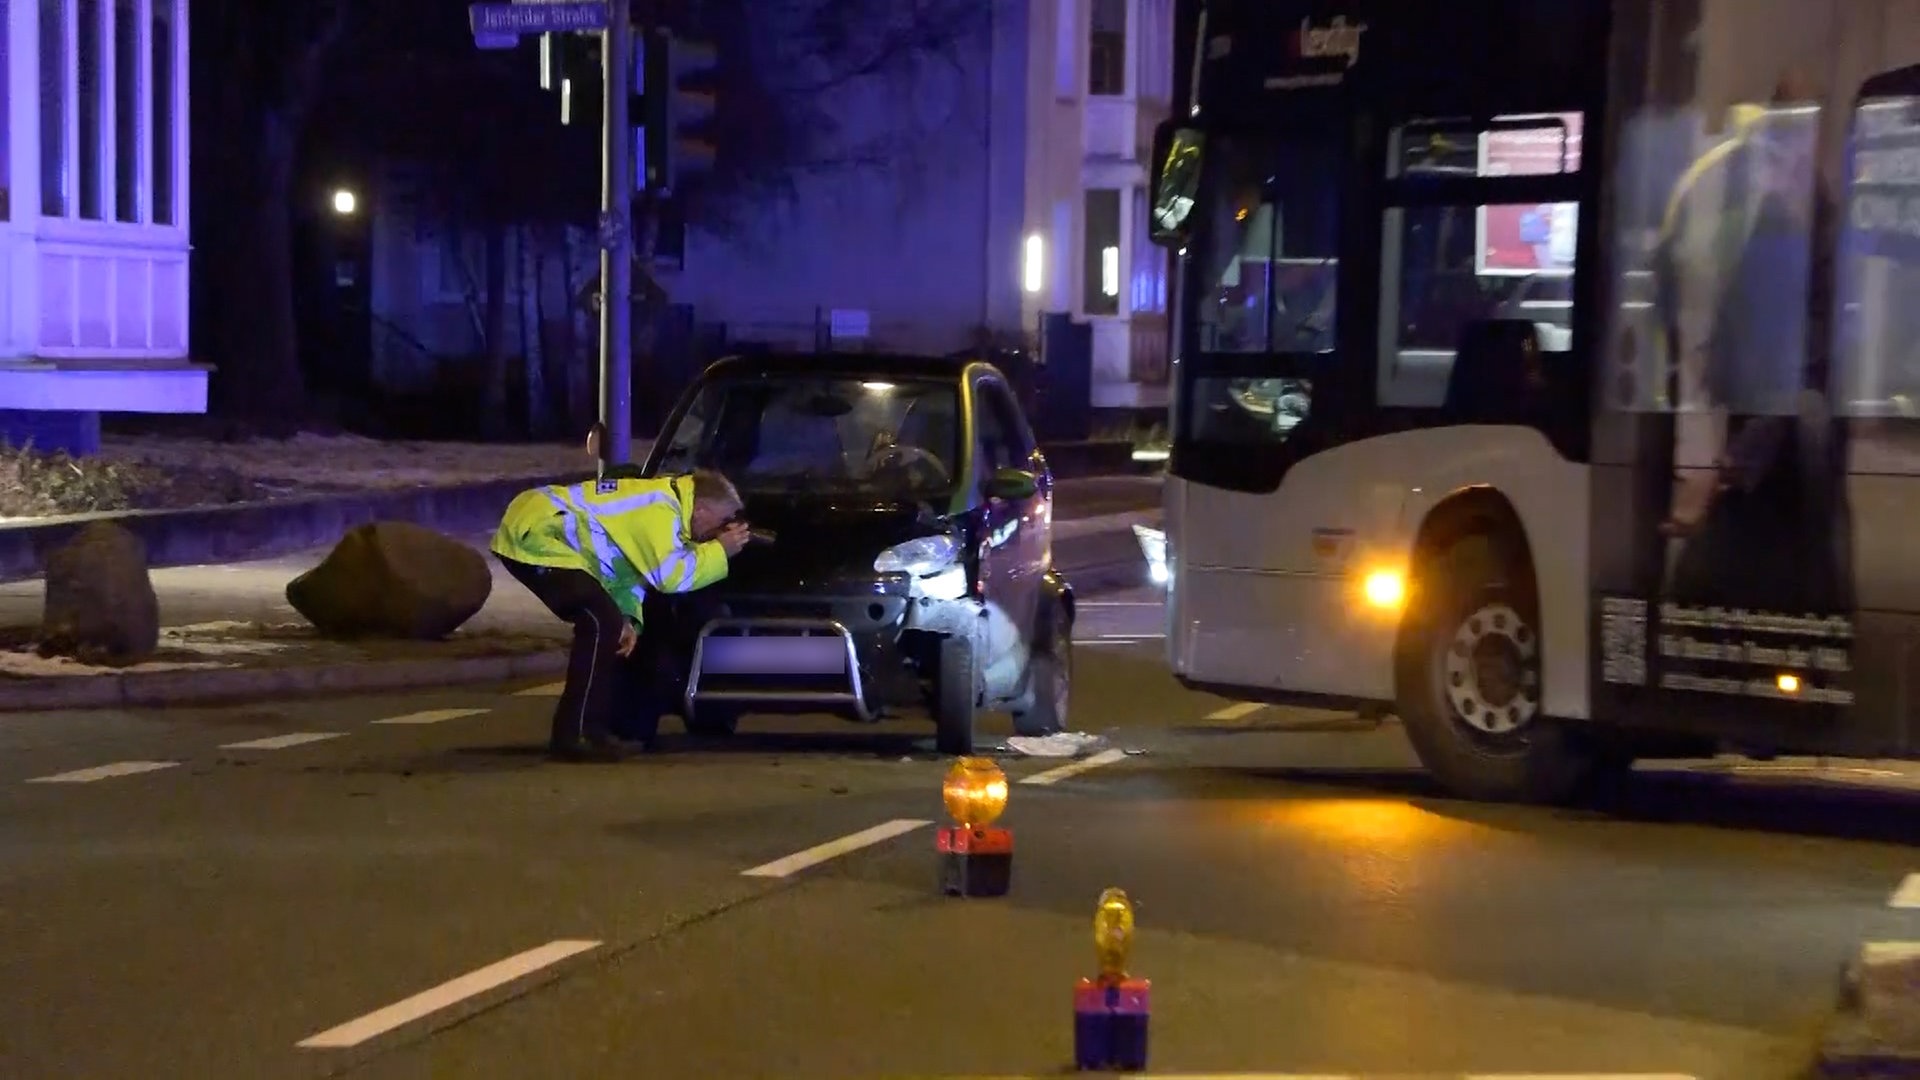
[0,499,1159,711]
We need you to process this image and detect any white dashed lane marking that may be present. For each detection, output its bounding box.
[740,818,931,878]
[964,1073,1697,1079]
[1019,748,1128,786]
[1891,874,1920,909]
[1203,701,1266,723]
[512,682,564,697]
[26,761,179,784]
[296,939,602,1049]
[221,732,345,751]
[370,708,490,726]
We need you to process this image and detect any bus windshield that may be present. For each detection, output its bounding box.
[1189,131,1343,356]
[1176,129,1343,450]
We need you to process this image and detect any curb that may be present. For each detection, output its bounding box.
[3,648,569,712]
[0,473,588,584]
[1,524,1156,713]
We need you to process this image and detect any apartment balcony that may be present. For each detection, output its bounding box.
[1082,96,1162,164]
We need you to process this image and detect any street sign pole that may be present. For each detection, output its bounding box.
[598,0,635,463]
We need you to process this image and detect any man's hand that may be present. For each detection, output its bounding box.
[616,620,638,658]
[716,521,752,556]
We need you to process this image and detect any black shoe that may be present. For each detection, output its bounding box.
[549,738,638,763]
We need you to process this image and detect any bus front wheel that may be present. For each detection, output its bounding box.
[1396,534,1593,804]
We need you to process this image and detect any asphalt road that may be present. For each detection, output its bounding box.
[3,587,1918,1079]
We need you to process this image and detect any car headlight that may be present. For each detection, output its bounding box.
[875,534,959,576]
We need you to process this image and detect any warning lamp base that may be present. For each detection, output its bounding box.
[1073,976,1150,1072]
[937,825,1013,897]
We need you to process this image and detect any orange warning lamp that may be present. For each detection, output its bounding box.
[938,756,1013,897]
[1093,887,1135,981]
[1075,887,1151,1070]
[942,757,1009,829]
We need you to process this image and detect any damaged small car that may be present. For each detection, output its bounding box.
[626,353,1075,755]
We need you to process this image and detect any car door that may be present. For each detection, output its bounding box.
[971,376,1045,679]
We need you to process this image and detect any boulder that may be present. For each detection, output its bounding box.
[40,521,161,664]
[286,522,491,640]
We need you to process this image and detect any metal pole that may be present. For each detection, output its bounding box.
[598,0,635,463]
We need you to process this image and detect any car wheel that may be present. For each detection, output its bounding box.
[1012,613,1071,737]
[1395,534,1592,804]
[683,705,740,739]
[934,634,978,755]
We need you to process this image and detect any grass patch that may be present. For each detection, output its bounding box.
[0,442,264,518]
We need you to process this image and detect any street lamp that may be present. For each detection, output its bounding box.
[331,188,357,215]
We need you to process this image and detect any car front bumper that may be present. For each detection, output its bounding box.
[679,575,984,722]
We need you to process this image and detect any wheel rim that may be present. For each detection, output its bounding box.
[1442,602,1540,736]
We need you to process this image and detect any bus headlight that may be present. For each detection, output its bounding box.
[1361,568,1405,609]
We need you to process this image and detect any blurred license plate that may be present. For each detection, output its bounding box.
[701,635,847,675]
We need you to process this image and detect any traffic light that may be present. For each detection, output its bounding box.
[639,30,718,195]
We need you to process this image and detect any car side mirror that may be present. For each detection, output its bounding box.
[983,467,1038,501]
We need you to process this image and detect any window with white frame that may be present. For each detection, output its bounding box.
[1082,188,1122,316]
[38,0,182,225]
[1088,0,1126,97]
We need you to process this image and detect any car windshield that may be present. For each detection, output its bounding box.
[653,375,961,497]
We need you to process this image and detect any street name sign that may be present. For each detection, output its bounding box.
[468,1,608,44]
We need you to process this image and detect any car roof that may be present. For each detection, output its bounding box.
[698,352,1000,383]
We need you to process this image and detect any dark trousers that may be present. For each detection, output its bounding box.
[499,556,626,749]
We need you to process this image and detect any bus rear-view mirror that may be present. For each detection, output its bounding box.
[1150,123,1205,247]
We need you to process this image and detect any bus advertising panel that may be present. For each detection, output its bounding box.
[1476,113,1582,275]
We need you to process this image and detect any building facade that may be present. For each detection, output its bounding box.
[0,0,202,451]
[1019,0,1174,407]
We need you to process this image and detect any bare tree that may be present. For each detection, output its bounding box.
[192,2,353,429]
[678,0,996,238]
[190,0,991,432]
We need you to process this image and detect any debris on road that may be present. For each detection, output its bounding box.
[1002,732,1110,757]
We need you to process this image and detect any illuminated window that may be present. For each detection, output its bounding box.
[1082,188,1121,315]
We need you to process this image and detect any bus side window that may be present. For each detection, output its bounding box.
[1377,113,1584,409]
[1834,89,1920,423]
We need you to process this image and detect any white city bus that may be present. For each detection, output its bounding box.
[1146,0,1920,801]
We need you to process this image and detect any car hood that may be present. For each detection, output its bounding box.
[718,493,953,592]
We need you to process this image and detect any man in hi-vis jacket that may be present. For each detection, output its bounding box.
[492,469,750,761]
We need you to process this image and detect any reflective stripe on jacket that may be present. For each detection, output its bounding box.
[489,474,730,624]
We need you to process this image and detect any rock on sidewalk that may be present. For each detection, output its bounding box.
[40,521,162,664]
[286,521,491,640]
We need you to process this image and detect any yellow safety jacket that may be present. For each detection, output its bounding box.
[490,474,730,625]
